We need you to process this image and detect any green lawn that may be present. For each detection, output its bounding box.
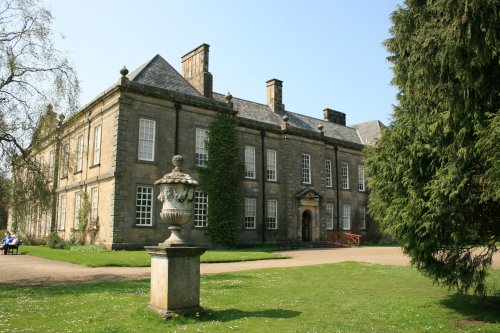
[1,263,499,332]
[19,245,287,267]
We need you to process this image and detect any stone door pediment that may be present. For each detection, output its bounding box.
[295,188,321,202]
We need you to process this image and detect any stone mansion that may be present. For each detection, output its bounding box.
[9,44,384,249]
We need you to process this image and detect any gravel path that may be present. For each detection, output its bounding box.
[1,247,498,287]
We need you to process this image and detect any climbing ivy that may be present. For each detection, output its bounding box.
[70,191,92,245]
[199,113,244,246]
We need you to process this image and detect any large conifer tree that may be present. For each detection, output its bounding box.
[366,0,499,295]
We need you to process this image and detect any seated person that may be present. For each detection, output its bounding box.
[0,232,13,254]
[8,234,19,250]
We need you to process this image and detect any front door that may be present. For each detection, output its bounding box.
[302,211,312,242]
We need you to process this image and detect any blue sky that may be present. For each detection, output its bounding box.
[49,0,403,125]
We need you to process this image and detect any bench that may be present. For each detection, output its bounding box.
[3,240,22,255]
[275,239,300,251]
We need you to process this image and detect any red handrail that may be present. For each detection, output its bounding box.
[323,231,361,247]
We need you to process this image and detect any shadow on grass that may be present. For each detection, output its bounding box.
[201,308,301,322]
[440,294,500,323]
[3,279,149,295]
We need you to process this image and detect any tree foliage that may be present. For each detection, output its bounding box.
[199,113,244,247]
[1,0,79,236]
[0,174,9,229]
[366,0,499,295]
[0,0,79,167]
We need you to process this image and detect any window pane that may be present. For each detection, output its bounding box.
[194,191,208,227]
[59,194,66,230]
[93,126,102,165]
[244,198,256,229]
[195,128,209,167]
[266,149,277,181]
[245,146,256,178]
[358,165,365,191]
[91,188,99,221]
[267,200,278,229]
[325,160,332,187]
[138,119,156,161]
[74,192,81,228]
[135,186,153,226]
[342,163,349,189]
[76,136,84,171]
[358,206,366,229]
[62,144,69,177]
[302,154,311,184]
[326,203,334,230]
[342,204,350,230]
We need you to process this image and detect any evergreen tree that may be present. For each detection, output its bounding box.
[366,0,499,295]
[199,113,244,246]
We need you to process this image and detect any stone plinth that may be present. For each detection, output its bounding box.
[145,246,206,318]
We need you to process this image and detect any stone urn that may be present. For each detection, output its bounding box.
[155,155,199,247]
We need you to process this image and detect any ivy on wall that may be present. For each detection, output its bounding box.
[199,113,244,246]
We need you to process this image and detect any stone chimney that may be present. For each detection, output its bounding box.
[323,108,346,126]
[181,44,213,98]
[266,79,284,112]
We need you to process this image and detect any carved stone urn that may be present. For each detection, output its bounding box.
[155,155,199,247]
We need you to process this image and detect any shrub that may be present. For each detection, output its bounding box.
[47,232,66,249]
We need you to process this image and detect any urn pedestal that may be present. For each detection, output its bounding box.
[145,246,206,318]
[145,155,205,318]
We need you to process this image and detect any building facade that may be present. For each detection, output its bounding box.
[9,44,381,249]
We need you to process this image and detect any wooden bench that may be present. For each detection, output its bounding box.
[275,239,300,250]
[4,240,22,255]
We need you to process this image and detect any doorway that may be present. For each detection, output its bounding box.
[302,210,312,242]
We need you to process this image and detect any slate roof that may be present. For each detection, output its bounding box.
[212,93,362,144]
[351,120,386,145]
[128,55,202,97]
[127,54,365,145]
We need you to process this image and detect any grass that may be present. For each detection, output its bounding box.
[19,245,287,267]
[1,262,498,332]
